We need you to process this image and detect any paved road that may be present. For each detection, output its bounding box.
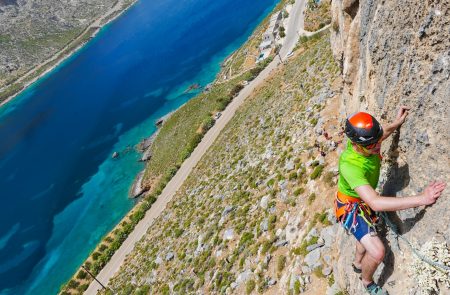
[85,0,307,293]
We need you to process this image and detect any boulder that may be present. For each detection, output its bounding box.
[223,228,234,240]
[285,160,295,171]
[165,252,174,261]
[235,270,253,285]
[222,205,234,215]
[260,219,269,232]
[260,195,270,210]
[304,248,321,268]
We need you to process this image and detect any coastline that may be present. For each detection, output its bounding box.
[60,0,289,293]
[0,0,138,109]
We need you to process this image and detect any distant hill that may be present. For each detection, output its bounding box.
[0,0,135,104]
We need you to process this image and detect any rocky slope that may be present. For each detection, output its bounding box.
[0,0,128,87]
[331,0,450,294]
[100,33,345,295]
[56,0,448,293]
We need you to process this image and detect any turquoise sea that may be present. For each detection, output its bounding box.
[0,0,279,294]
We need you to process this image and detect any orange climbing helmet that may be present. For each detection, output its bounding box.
[345,112,383,146]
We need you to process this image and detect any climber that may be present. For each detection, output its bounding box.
[335,107,446,295]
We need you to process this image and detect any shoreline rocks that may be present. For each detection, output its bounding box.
[129,170,148,198]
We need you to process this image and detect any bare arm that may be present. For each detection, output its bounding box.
[380,106,410,141]
[355,182,446,212]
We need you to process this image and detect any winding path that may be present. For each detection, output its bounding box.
[85,0,308,293]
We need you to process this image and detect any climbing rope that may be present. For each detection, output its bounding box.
[380,212,450,272]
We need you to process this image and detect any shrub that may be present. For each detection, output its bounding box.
[135,285,151,295]
[288,171,297,180]
[293,187,304,196]
[309,117,318,126]
[292,236,319,256]
[314,210,330,225]
[308,193,316,205]
[268,214,277,230]
[246,279,256,294]
[294,279,301,294]
[173,228,184,238]
[104,236,114,243]
[239,232,254,247]
[147,195,157,205]
[323,171,335,186]
[67,279,79,289]
[277,255,286,273]
[161,284,170,295]
[266,178,276,188]
[239,257,245,269]
[310,165,324,179]
[328,273,335,286]
[76,270,87,280]
[77,284,89,292]
[200,117,215,133]
[261,240,272,255]
[92,251,101,261]
[230,84,245,97]
[313,265,324,278]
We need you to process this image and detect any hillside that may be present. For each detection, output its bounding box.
[98,0,450,294]
[0,0,135,103]
[101,32,344,294]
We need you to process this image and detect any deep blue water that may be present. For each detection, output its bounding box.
[0,0,278,293]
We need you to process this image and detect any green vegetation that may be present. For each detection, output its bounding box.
[313,210,331,226]
[246,279,256,294]
[293,187,305,196]
[279,26,286,38]
[323,171,335,186]
[91,31,340,294]
[0,34,12,43]
[310,164,324,179]
[143,57,274,195]
[292,236,319,257]
[294,279,302,294]
[308,193,316,205]
[277,255,287,273]
[313,265,325,278]
[20,28,84,54]
[304,0,332,32]
[328,273,335,286]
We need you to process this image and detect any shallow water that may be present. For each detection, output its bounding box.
[0,0,278,293]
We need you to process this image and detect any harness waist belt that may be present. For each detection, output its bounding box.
[334,191,361,219]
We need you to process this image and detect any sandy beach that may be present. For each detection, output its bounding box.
[0,0,138,108]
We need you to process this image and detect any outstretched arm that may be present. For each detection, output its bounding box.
[380,106,410,141]
[354,182,446,212]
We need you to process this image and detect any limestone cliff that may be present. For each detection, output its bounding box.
[331,0,449,293]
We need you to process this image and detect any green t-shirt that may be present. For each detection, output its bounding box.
[338,141,381,198]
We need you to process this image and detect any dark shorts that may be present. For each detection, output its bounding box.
[336,198,377,241]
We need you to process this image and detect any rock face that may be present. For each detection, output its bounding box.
[331,0,450,293]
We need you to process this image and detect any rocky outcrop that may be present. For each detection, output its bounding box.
[331,0,449,293]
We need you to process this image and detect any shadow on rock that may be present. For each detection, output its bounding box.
[377,131,426,286]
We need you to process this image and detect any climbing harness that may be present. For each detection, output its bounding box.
[334,191,379,236]
[335,192,450,272]
[334,191,450,276]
